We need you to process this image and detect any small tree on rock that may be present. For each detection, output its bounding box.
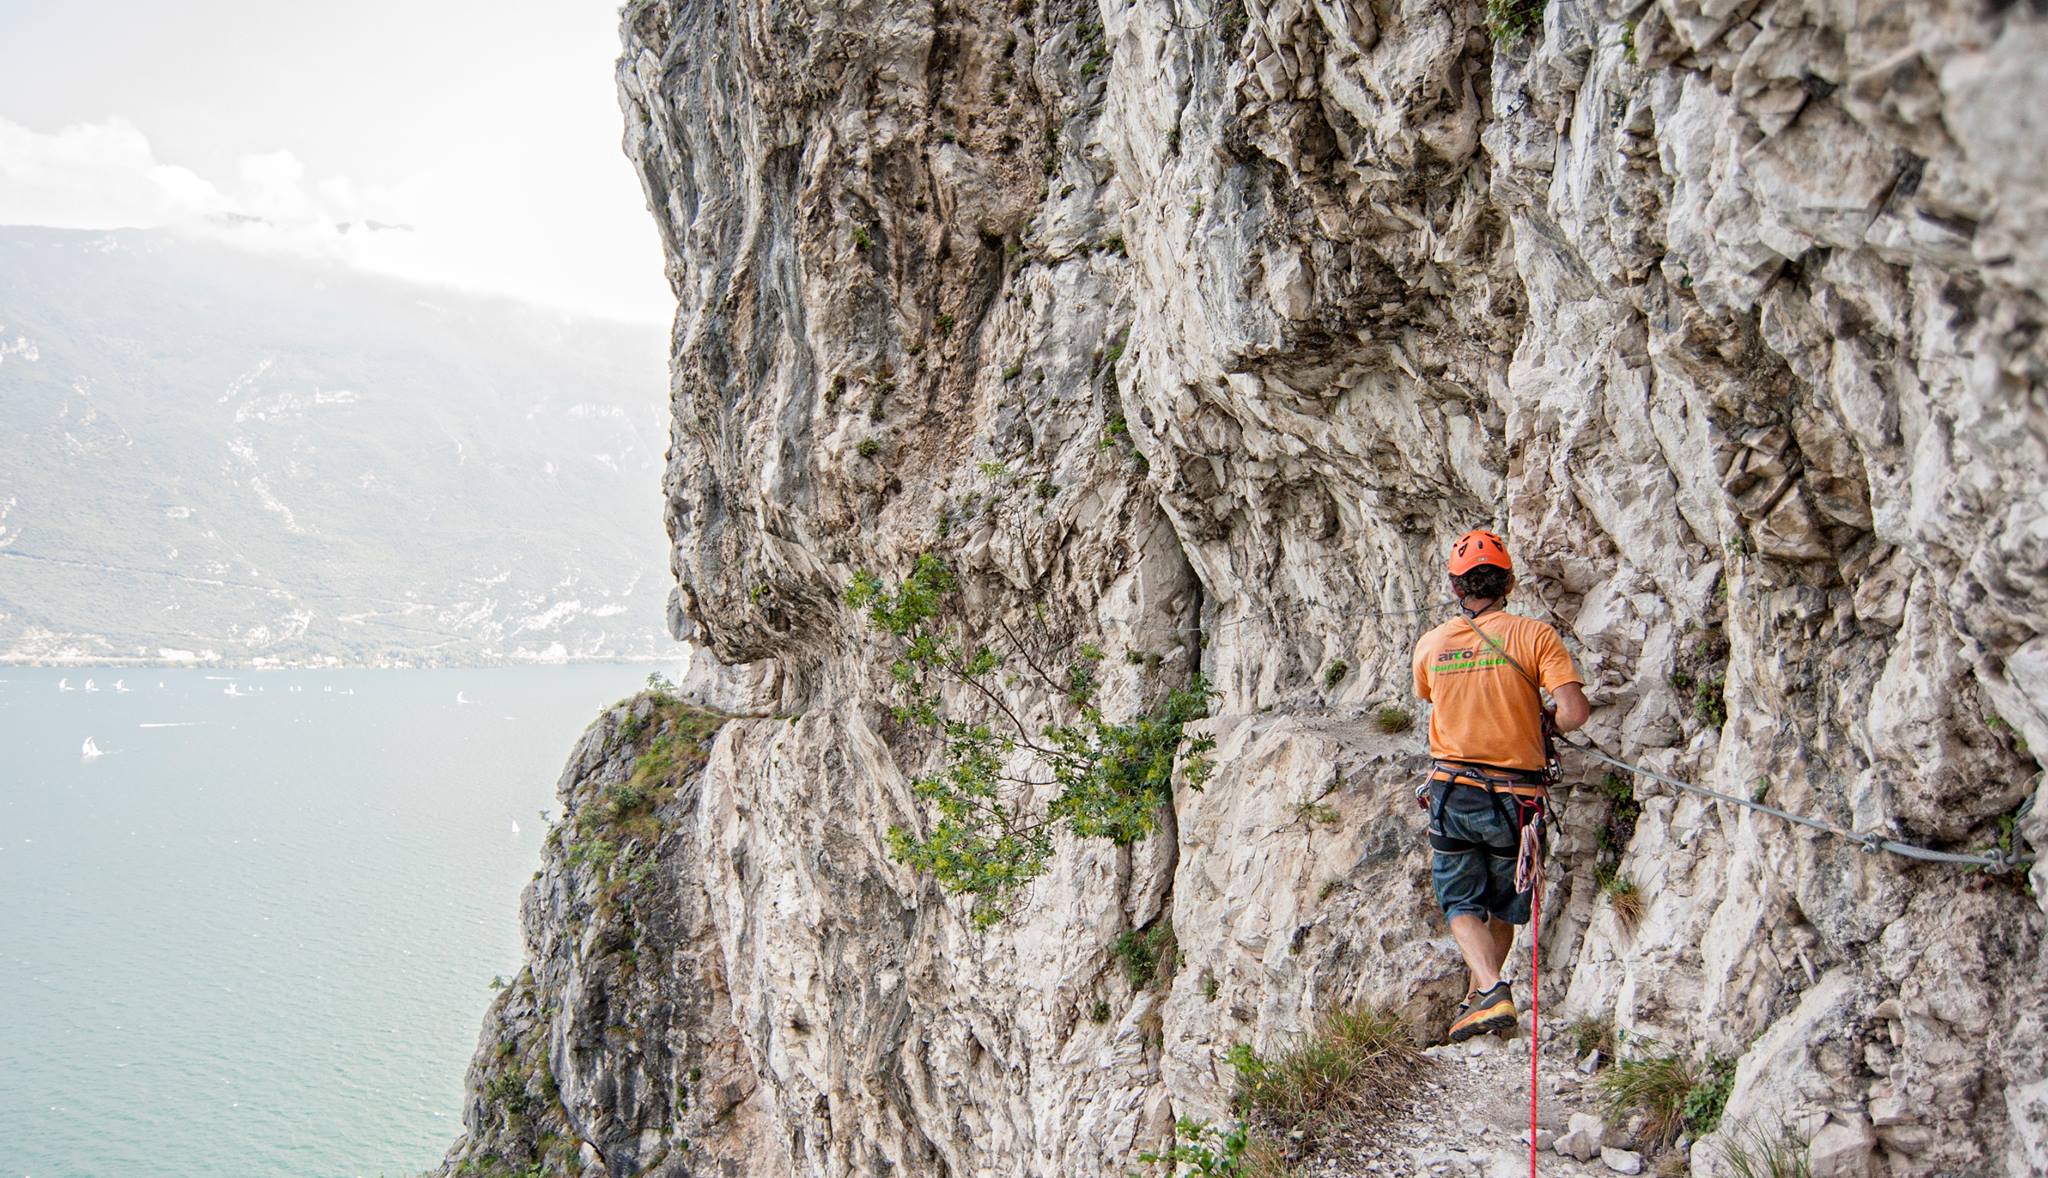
[846,554,1214,927]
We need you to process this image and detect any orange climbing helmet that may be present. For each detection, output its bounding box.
[1448,528,1513,575]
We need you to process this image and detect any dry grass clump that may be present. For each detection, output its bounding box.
[1373,705,1414,734]
[1598,1053,1696,1147]
[1226,1006,1422,1141]
[1241,1133,1299,1177]
[1566,1014,1617,1062]
[1715,1119,1811,1178]
[1598,1051,1733,1150]
[1601,870,1647,933]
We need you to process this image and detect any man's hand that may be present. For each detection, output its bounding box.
[1550,683,1591,733]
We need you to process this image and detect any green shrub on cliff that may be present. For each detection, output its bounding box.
[846,555,1214,927]
[1138,1117,1250,1175]
[1486,0,1545,41]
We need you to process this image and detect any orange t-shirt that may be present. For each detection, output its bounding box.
[1412,611,1582,772]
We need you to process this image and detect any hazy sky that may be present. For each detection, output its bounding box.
[0,0,674,324]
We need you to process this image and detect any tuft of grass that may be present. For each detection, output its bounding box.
[1601,871,1646,932]
[617,710,646,743]
[1599,1050,1733,1148]
[1112,920,1177,990]
[1373,705,1413,734]
[1089,999,1112,1024]
[1566,1015,1616,1062]
[1598,1054,1693,1146]
[1322,660,1348,689]
[1715,1119,1811,1178]
[1985,714,2032,757]
[1292,798,1340,827]
[1600,771,1639,814]
[1226,1006,1421,1140]
[852,225,873,251]
[857,437,881,459]
[1694,671,1729,728]
[1201,971,1220,1001]
[1241,1134,1298,1178]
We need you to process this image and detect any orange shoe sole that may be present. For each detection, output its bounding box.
[1447,997,1517,1042]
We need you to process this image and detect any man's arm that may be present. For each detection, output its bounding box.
[1550,682,1590,733]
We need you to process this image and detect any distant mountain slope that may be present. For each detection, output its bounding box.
[0,226,677,665]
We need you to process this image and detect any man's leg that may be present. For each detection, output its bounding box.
[1486,915,1515,981]
[1449,913,1503,991]
[1447,912,1520,1041]
[1452,915,1518,993]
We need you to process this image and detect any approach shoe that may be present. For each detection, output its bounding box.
[1446,981,1516,1042]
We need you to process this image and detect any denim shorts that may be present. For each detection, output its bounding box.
[1428,783,1532,925]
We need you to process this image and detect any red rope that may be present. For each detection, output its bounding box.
[1528,862,1542,1178]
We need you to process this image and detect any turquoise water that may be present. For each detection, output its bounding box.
[0,664,654,1177]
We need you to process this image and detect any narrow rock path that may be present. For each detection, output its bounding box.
[1293,1015,1659,1178]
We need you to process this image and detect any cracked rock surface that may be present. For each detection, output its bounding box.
[440,1,2046,1175]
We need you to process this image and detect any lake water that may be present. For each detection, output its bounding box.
[0,664,656,1178]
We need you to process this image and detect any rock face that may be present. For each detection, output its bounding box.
[442,1,2047,1175]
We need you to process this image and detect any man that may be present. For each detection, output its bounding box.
[1412,529,1590,1042]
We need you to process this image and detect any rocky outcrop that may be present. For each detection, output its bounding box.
[444,1,2047,1174]
[437,695,776,1178]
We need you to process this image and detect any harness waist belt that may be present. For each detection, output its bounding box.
[1429,761,1549,799]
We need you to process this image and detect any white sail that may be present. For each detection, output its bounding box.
[511,820,521,835]
[113,679,131,693]
[81,737,104,758]
[456,691,473,705]
[83,678,99,692]
[58,678,74,692]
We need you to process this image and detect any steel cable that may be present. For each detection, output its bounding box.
[1564,742,2035,873]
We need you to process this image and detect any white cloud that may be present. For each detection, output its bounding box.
[0,116,404,260]
[0,116,671,324]
[0,117,229,226]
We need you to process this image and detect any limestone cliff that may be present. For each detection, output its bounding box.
[440,1,2048,1174]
